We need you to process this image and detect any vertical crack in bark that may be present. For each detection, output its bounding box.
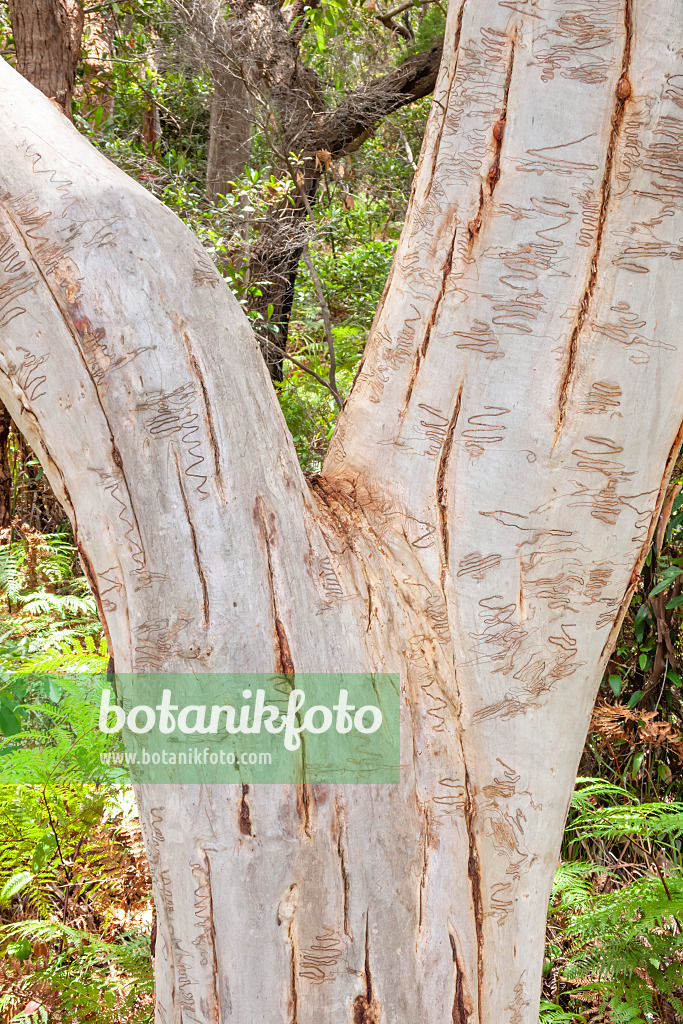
[463,767,484,1019]
[487,36,515,197]
[418,803,431,930]
[467,32,516,245]
[402,230,458,416]
[437,386,463,586]
[254,496,295,674]
[448,930,474,1024]
[183,332,226,498]
[254,498,311,835]
[426,0,468,196]
[296,783,312,838]
[554,0,633,443]
[353,913,380,1024]
[335,797,352,938]
[239,783,253,836]
[288,920,299,1024]
[174,451,210,627]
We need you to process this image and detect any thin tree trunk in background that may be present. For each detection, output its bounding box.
[249,173,318,382]
[0,405,13,532]
[180,0,444,379]
[206,68,254,200]
[1,0,682,1019]
[8,0,84,119]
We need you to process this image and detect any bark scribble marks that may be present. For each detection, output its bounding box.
[437,386,463,580]
[449,930,474,1024]
[353,913,380,1024]
[555,0,633,443]
[183,332,225,497]
[464,768,484,1015]
[175,452,210,627]
[426,0,468,195]
[239,784,252,836]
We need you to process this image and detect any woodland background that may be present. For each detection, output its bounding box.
[0,1,681,1020]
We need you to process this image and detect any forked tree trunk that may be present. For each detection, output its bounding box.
[1,0,682,1018]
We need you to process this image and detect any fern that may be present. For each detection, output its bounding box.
[0,919,153,1023]
[539,1002,587,1023]
[548,780,683,1022]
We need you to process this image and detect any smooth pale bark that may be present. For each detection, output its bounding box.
[0,0,682,1020]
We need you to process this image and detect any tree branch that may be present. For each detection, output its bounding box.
[311,40,444,155]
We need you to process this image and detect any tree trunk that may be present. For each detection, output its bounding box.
[0,404,13,532]
[206,68,254,200]
[8,0,84,119]
[0,0,682,1019]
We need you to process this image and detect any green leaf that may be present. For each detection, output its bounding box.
[31,832,58,873]
[0,869,32,905]
[627,690,643,709]
[608,674,622,697]
[649,567,682,597]
[631,751,644,776]
[7,937,32,961]
[638,652,648,670]
[0,704,21,736]
[665,594,683,609]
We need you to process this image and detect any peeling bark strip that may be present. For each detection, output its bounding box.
[334,798,352,939]
[288,919,299,1024]
[449,931,474,1024]
[353,915,380,1024]
[464,769,484,1015]
[239,784,252,836]
[2,0,683,1019]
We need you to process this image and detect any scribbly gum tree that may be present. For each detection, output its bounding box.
[0,0,682,1018]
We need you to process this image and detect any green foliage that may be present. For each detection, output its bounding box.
[0,531,145,1021]
[544,780,683,1022]
[0,920,153,1023]
[408,6,447,55]
[280,237,396,469]
[0,674,149,1022]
